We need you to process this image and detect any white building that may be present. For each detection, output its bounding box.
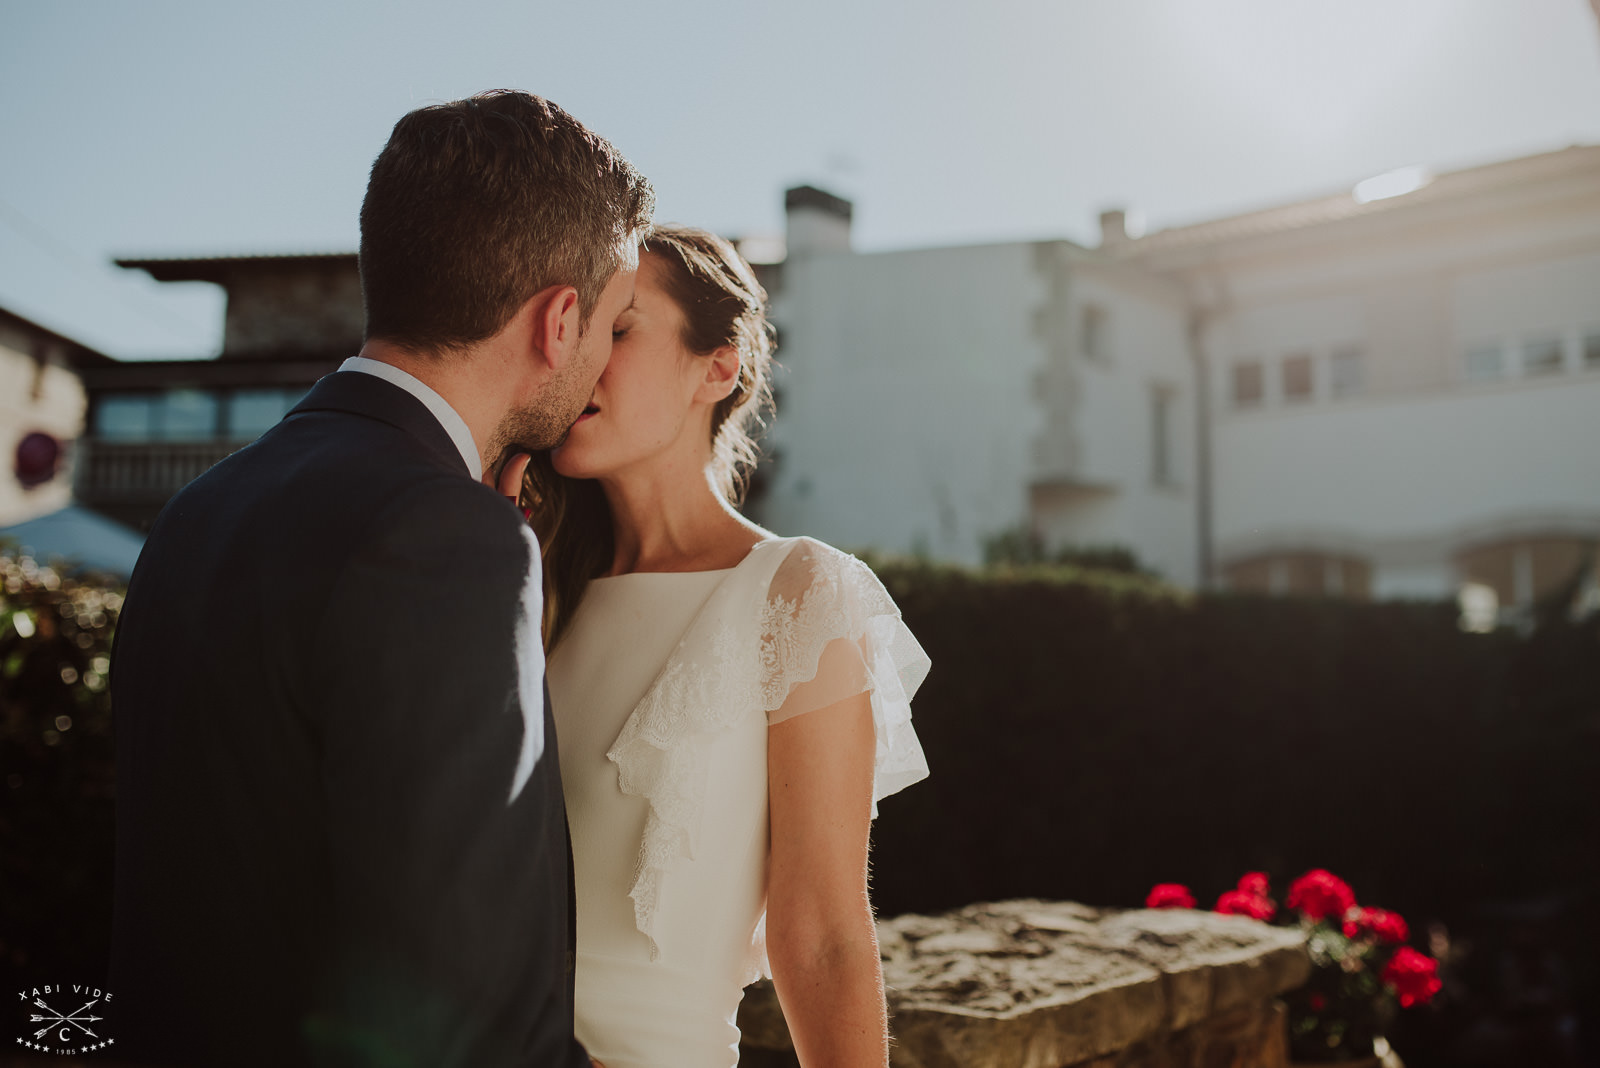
[755,145,1600,614]
[0,307,105,526]
[758,188,1200,585]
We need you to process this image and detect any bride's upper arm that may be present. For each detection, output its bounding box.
[766,690,877,939]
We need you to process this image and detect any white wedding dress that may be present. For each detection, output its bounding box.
[546,536,930,1068]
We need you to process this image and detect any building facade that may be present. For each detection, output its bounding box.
[0,307,108,526]
[76,254,353,529]
[1118,145,1600,614]
[755,189,1201,583]
[756,146,1600,615]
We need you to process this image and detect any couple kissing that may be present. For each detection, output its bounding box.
[110,90,929,1068]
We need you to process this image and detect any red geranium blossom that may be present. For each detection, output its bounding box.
[1286,869,1356,923]
[1382,946,1442,1008]
[1236,871,1271,898]
[1215,888,1276,921]
[1146,883,1197,909]
[1344,907,1409,945]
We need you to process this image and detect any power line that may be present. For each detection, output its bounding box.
[0,193,216,347]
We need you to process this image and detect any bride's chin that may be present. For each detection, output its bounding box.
[549,448,592,480]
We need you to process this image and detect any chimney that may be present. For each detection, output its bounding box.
[1098,209,1128,247]
[784,185,853,256]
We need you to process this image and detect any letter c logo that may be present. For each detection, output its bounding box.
[60,1027,71,1042]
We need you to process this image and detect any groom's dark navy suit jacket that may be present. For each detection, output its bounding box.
[110,371,588,1068]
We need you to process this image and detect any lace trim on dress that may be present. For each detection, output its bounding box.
[758,540,931,807]
[603,538,931,981]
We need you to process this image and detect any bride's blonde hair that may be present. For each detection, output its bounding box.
[522,224,775,649]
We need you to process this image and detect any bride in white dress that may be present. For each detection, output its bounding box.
[521,224,930,1067]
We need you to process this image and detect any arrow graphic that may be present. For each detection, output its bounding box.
[28,997,102,1041]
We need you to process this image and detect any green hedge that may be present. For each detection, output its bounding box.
[0,550,119,990]
[866,557,1598,929]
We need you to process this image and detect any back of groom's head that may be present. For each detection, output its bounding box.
[360,90,654,356]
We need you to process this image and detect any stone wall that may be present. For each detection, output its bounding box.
[739,899,1311,1068]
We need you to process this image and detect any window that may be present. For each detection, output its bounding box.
[1456,536,1595,610]
[1223,552,1372,600]
[92,390,221,442]
[1231,361,1263,408]
[1329,346,1364,398]
[1458,583,1499,633]
[1081,303,1108,362]
[226,389,301,439]
[161,389,219,441]
[1522,338,1564,377]
[1462,344,1503,382]
[1150,385,1177,485]
[1584,332,1600,371]
[1282,352,1314,402]
[96,395,156,441]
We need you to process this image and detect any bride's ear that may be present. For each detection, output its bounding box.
[696,345,742,403]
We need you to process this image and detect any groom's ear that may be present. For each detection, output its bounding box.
[527,284,582,371]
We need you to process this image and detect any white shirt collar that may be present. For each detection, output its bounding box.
[338,356,482,479]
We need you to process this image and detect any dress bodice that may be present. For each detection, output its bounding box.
[550,570,737,965]
[550,568,770,1066]
[545,539,930,1068]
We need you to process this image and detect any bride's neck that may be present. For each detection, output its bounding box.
[599,463,757,575]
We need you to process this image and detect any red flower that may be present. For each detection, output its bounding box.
[1382,946,1442,1008]
[1146,883,1196,909]
[1343,907,1409,945]
[1286,869,1356,923]
[1309,992,1328,1011]
[1215,888,1276,921]
[1236,871,1271,898]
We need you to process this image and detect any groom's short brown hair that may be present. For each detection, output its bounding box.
[360,90,654,354]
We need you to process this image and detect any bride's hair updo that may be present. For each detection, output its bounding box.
[523,224,775,649]
[646,224,776,503]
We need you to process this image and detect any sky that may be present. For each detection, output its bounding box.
[2,0,1599,360]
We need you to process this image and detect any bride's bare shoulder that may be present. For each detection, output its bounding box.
[710,512,779,568]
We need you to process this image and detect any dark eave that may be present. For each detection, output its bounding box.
[77,356,342,391]
[115,252,358,284]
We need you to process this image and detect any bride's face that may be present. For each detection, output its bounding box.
[552,252,709,481]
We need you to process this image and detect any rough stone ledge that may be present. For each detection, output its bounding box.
[739,899,1311,1068]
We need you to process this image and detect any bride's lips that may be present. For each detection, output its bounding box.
[574,403,599,424]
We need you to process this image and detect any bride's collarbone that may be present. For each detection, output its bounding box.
[615,530,774,575]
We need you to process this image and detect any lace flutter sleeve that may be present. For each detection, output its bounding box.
[759,539,931,808]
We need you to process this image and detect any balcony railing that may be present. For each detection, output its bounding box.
[75,439,248,504]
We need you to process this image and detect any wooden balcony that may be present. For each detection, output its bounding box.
[74,439,248,529]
